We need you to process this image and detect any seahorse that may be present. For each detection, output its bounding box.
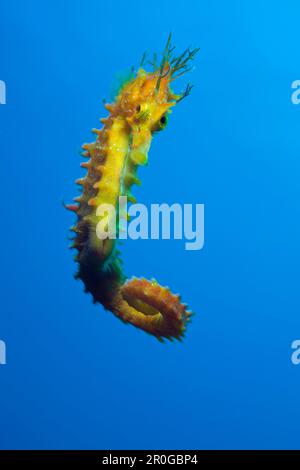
[67,35,199,341]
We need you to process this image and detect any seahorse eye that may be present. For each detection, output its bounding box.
[151,113,169,133]
[135,104,150,123]
[158,114,168,129]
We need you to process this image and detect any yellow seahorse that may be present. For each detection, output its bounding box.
[67,35,199,341]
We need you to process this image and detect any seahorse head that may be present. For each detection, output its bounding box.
[110,35,199,165]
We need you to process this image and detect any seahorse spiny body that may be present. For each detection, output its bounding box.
[67,36,199,340]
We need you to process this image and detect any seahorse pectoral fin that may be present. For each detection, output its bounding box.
[130,129,152,166]
[108,277,191,340]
